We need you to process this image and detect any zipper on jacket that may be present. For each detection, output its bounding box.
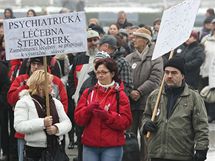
[161,118,168,154]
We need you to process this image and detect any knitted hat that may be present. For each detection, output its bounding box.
[95,51,110,60]
[87,29,99,39]
[88,24,105,35]
[164,57,185,74]
[133,27,152,42]
[99,35,117,49]
[30,56,51,65]
[30,57,44,64]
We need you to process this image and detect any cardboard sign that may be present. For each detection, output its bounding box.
[152,0,200,60]
[4,12,87,60]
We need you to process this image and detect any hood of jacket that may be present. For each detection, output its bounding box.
[19,89,30,99]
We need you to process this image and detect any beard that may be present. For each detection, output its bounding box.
[88,48,98,56]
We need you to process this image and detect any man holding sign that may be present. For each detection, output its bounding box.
[141,57,209,161]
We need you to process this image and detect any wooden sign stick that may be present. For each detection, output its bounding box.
[43,56,50,116]
[146,50,174,138]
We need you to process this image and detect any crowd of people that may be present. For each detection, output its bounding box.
[0,6,215,161]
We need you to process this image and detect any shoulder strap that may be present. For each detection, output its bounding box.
[87,86,94,96]
[32,98,46,118]
[84,86,94,105]
[116,89,120,113]
[11,65,20,81]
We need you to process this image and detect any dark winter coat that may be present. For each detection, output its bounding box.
[125,45,163,110]
[0,61,10,109]
[175,42,205,89]
[141,84,209,161]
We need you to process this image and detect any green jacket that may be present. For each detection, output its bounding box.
[141,84,209,161]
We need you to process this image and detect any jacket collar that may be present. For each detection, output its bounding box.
[162,83,190,97]
[19,89,30,99]
[132,43,155,61]
[94,81,124,93]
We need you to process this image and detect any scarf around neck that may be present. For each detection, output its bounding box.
[31,94,59,124]
[98,80,115,89]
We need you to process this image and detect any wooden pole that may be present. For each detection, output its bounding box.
[43,56,50,116]
[146,50,174,138]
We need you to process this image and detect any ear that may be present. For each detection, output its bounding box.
[181,74,185,80]
[111,72,115,78]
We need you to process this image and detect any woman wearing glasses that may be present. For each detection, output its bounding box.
[75,58,132,161]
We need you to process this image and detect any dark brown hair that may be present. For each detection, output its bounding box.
[207,8,215,16]
[95,58,119,82]
[27,9,37,16]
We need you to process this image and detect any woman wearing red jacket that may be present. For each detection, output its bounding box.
[75,58,132,161]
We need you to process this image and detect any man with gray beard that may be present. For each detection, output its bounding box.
[67,29,100,161]
[67,29,100,104]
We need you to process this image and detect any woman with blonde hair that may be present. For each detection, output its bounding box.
[14,70,71,161]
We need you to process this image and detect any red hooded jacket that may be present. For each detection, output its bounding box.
[75,83,132,147]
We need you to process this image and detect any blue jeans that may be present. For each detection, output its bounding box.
[17,138,26,161]
[83,145,123,161]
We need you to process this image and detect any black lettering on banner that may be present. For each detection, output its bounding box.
[17,36,71,48]
[17,39,22,48]
[9,22,14,29]
[8,14,83,29]
[75,14,81,22]
[22,28,64,39]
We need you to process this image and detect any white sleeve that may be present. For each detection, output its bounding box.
[53,99,72,136]
[14,99,45,134]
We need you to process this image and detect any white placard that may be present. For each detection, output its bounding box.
[209,56,215,88]
[152,0,200,60]
[3,12,87,60]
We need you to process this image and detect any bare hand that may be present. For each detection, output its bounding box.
[130,90,141,101]
[46,125,58,135]
[44,116,53,127]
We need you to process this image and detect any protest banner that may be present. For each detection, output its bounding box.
[147,0,200,138]
[3,12,87,60]
[152,0,200,60]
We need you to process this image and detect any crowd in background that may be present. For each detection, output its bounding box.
[0,6,215,161]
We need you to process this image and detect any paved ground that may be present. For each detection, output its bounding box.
[65,123,215,161]
[66,146,78,161]
[207,123,215,161]
[66,147,215,161]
